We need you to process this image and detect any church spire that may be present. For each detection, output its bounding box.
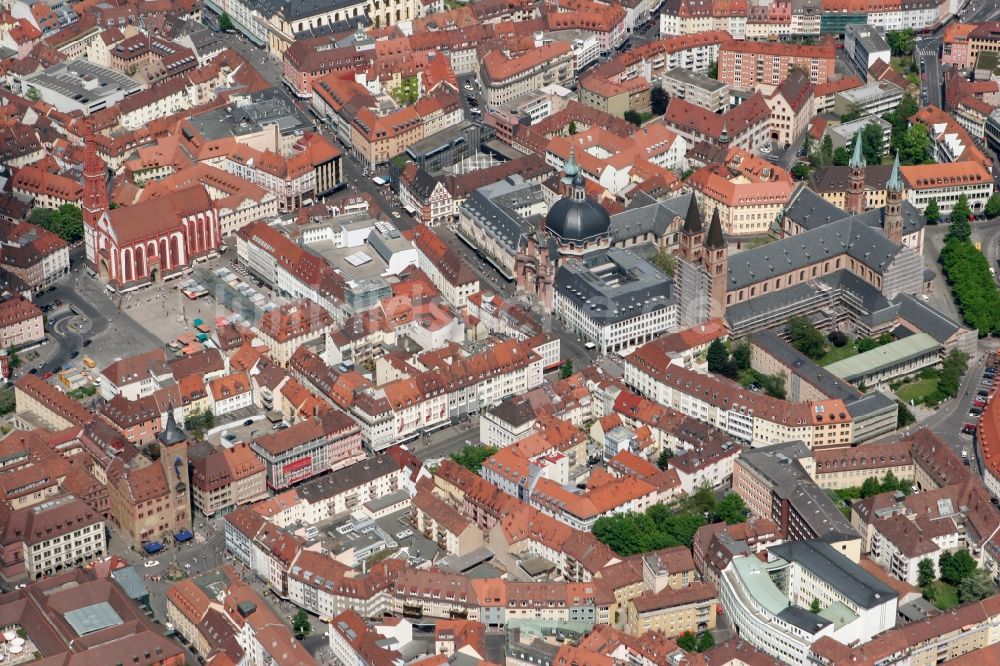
[887,150,903,193]
[682,195,703,234]
[705,207,725,249]
[849,132,865,169]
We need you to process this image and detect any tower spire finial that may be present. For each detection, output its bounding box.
[887,150,903,193]
[849,132,865,169]
[562,144,579,187]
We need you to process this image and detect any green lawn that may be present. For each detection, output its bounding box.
[895,378,938,405]
[925,581,959,610]
[392,77,419,106]
[818,343,859,366]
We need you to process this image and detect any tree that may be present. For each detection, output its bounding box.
[731,342,750,371]
[6,347,19,370]
[860,476,881,498]
[987,193,1000,219]
[925,198,940,224]
[883,93,917,156]
[28,204,84,242]
[687,484,717,515]
[951,193,973,227]
[624,110,643,126]
[706,339,729,374]
[25,86,40,102]
[810,598,822,613]
[695,632,715,652]
[896,400,916,428]
[881,471,900,493]
[0,387,14,416]
[861,123,884,165]
[451,445,499,474]
[787,316,826,360]
[840,103,863,123]
[939,237,1000,334]
[657,448,673,470]
[828,330,849,347]
[218,11,235,31]
[677,631,697,652]
[568,120,577,135]
[820,135,833,168]
[142,443,161,461]
[857,337,879,353]
[918,558,936,588]
[832,146,852,167]
[184,408,214,440]
[940,549,977,586]
[650,249,675,276]
[898,124,931,165]
[291,610,311,638]
[651,86,669,115]
[886,29,916,57]
[714,493,747,525]
[791,162,810,180]
[958,568,996,603]
[560,358,574,379]
[937,349,970,400]
[707,60,718,79]
[938,551,954,583]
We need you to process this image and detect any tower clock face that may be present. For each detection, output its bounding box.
[174,455,183,479]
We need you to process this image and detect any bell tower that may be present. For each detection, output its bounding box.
[81,132,108,230]
[157,409,191,535]
[884,151,904,244]
[846,133,866,215]
[703,208,728,320]
[679,195,704,263]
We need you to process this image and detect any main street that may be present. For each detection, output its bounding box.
[919,37,943,110]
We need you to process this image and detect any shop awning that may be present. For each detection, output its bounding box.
[143,542,163,554]
[174,530,193,543]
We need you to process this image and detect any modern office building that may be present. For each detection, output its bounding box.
[719,541,897,664]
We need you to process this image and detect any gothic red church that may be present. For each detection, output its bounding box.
[82,137,220,288]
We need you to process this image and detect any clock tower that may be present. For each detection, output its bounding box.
[157,408,191,536]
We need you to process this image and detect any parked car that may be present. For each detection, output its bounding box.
[970,408,984,417]
[243,419,254,426]
[41,371,53,379]
[144,560,160,568]
[975,399,987,408]
[979,389,991,397]
[963,423,977,435]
